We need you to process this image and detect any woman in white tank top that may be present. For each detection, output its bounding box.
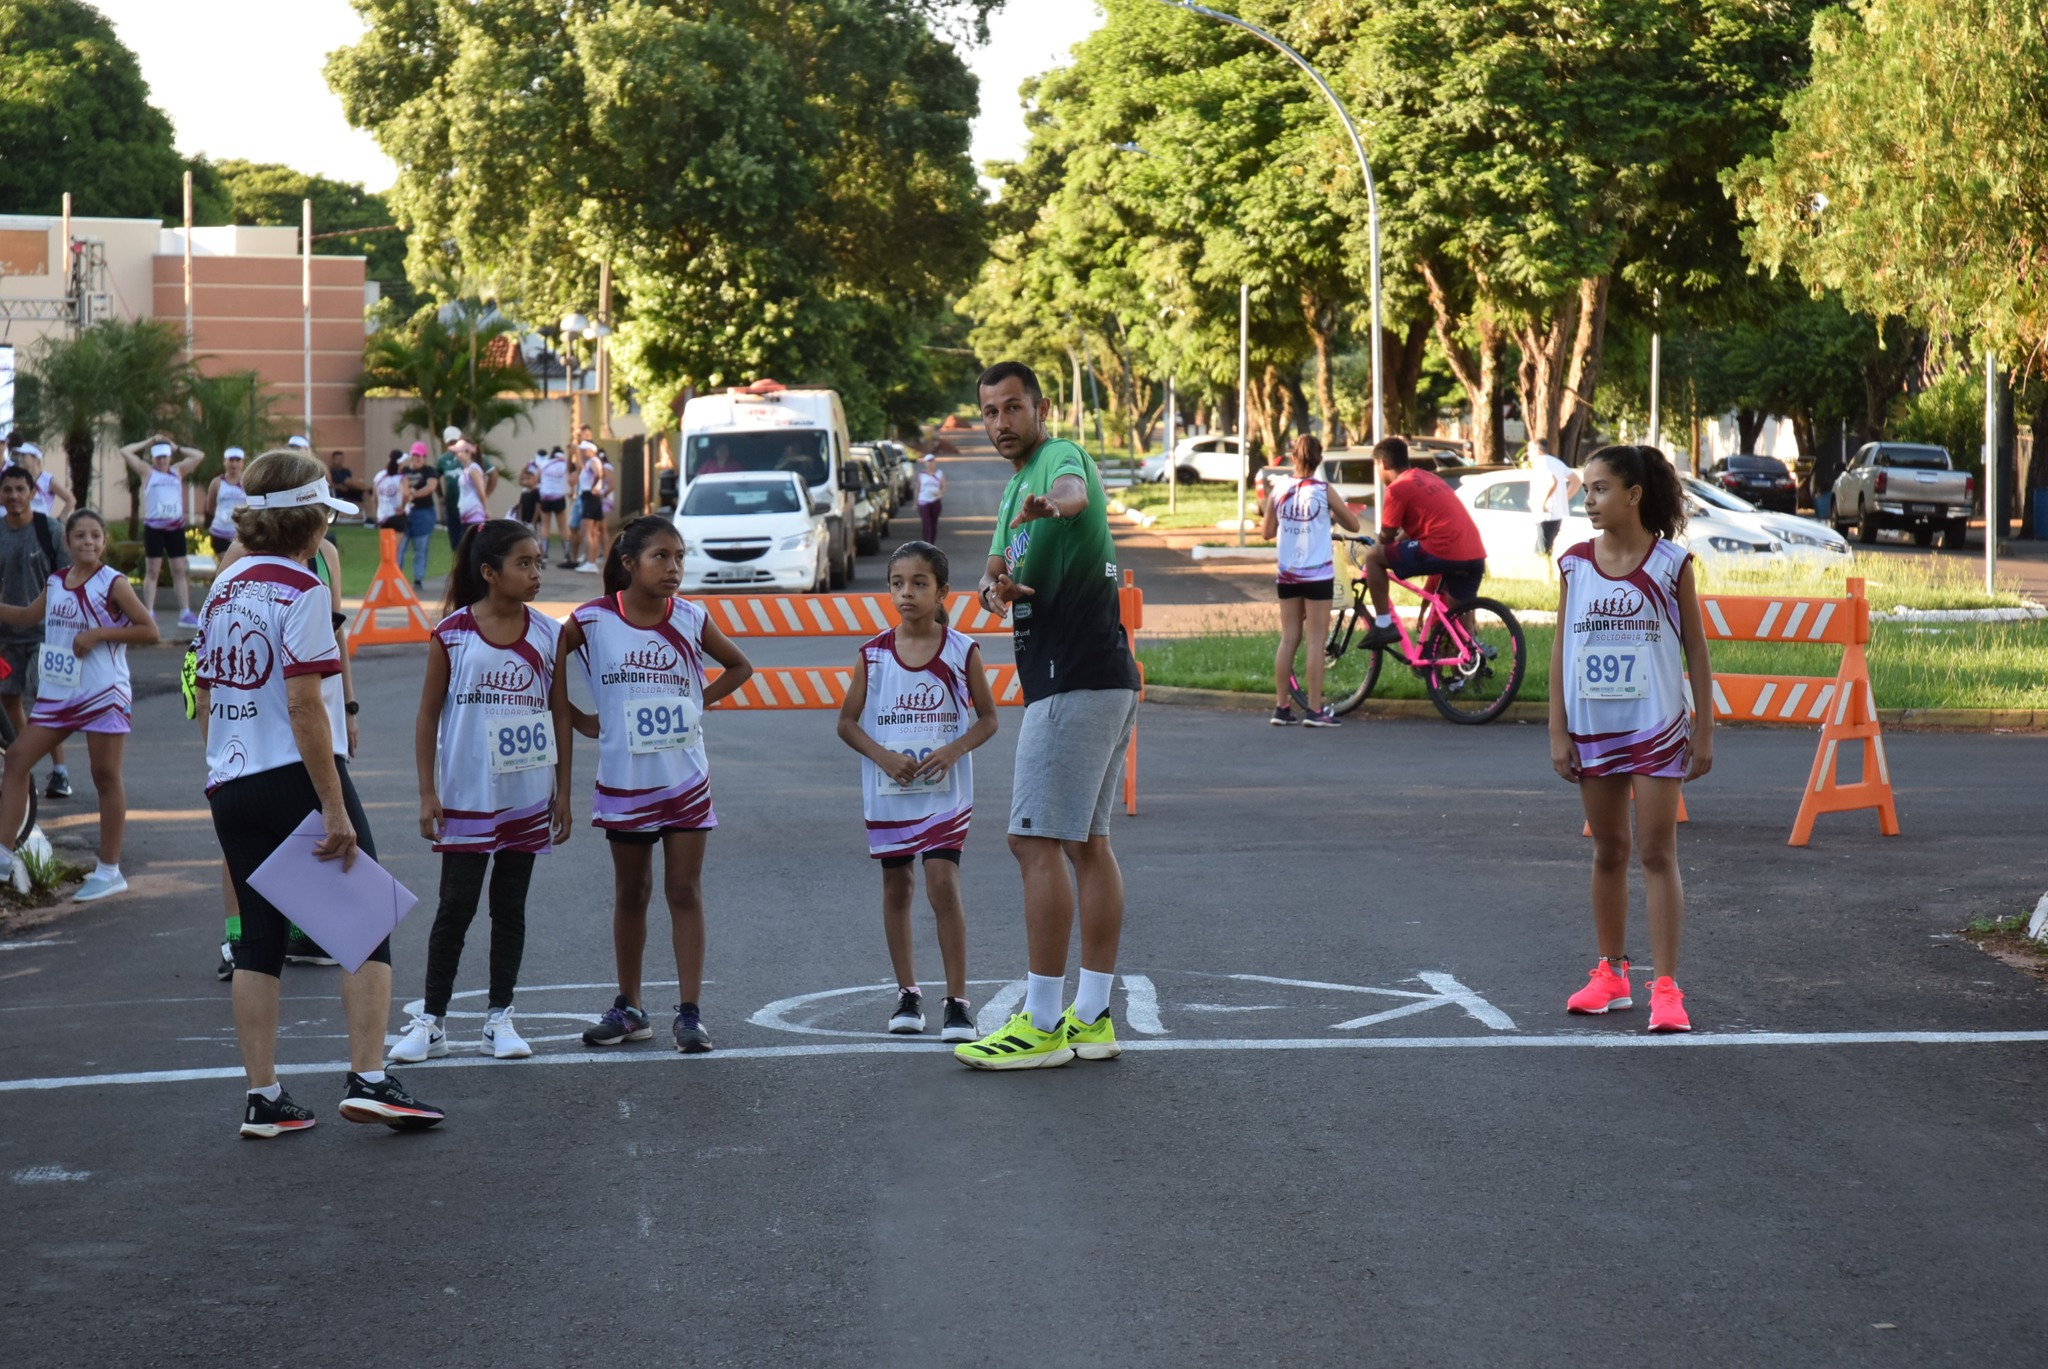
[1549,444,1715,1036]
[1259,435,1361,727]
[206,449,249,555]
[119,433,207,628]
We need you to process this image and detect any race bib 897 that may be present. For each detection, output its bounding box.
[1577,647,1646,701]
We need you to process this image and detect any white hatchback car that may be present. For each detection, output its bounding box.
[673,471,830,593]
[1456,470,1790,578]
[1681,477,1851,564]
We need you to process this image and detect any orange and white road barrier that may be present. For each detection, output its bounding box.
[346,529,434,657]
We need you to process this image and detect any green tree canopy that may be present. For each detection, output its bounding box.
[204,158,409,305]
[0,0,208,219]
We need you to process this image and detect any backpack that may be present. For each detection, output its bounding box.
[30,513,57,574]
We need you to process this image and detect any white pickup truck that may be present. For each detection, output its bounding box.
[1830,442,1975,549]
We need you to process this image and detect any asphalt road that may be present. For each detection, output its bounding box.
[4,440,2047,1368]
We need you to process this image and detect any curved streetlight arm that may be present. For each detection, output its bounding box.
[1153,1,1385,458]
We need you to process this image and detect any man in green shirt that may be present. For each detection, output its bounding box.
[956,362,1141,1072]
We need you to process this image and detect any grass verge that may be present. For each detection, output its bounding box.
[1112,483,1261,532]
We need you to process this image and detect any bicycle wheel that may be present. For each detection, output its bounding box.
[1322,603,1384,715]
[1421,596,1526,724]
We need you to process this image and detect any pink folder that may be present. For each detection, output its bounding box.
[247,813,419,973]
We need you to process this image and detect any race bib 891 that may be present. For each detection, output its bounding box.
[624,695,700,754]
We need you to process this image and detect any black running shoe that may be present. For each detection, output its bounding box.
[583,995,653,1046]
[216,941,235,982]
[338,1072,445,1129]
[1356,620,1404,652]
[888,988,925,1034]
[239,1088,317,1139]
[284,931,339,967]
[43,770,71,800]
[673,1002,714,1054]
[940,997,976,1043]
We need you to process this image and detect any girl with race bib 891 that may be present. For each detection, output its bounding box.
[0,510,159,901]
[1260,434,1362,727]
[389,520,566,1065]
[835,541,999,1041]
[554,516,753,1054]
[1549,445,1715,1034]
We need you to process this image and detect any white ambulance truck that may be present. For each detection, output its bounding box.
[677,379,861,587]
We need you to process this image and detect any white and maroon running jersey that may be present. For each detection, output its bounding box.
[28,566,133,736]
[1559,537,1692,778]
[195,556,342,792]
[143,467,186,532]
[538,455,570,499]
[210,479,249,539]
[571,593,714,832]
[1271,476,1335,584]
[432,605,560,853]
[30,472,55,516]
[857,626,976,859]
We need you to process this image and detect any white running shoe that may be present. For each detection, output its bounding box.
[573,561,601,574]
[3,858,27,896]
[72,869,127,902]
[480,1006,532,1059]
[387,1012,448,1064]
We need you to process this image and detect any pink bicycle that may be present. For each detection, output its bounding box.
[1288,533,1527,724]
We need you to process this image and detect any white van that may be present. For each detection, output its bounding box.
[678,380,860,586]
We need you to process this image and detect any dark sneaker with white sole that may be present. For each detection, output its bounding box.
[1303,706,1342,728]
[284,931,338,967]
[940,997,976,1043]
[216,942,235,982]
[888,988,925,1034]
[582,995,653,1046]
[1356,621,1404,652]
[338,1072,444,1129]
[239,1089,317,1139]
[673,1002,714,1054]
[44,770,72,800]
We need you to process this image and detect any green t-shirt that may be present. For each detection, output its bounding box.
[990,438,1140,702]
[436,451,461,515]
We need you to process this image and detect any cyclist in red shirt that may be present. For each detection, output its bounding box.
[1357,437,1488,651]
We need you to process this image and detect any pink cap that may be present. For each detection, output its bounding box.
[409,441,429,456]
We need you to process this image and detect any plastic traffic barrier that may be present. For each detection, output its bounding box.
[345,529,435,657]
[702,573,1147,816]
[1700,575,1898,846]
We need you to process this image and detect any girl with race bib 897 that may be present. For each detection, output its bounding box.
[835,541,999,1041]
[554,516,753,1054]
[389,519,566,1065]
[1549,445,1715,1034]
[0,509,159,901]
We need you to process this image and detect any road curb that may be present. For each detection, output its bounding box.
[1143,685,2048,731]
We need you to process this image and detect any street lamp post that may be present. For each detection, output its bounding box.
[559,309,612,442]
[1150,0,1386,521]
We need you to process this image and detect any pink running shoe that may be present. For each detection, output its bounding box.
[1565,958,1633,1014]
[1647,977,1691,1033]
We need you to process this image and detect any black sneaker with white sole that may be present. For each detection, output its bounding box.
[888,988,925,1034]
[672,1002,714,1054]
[216,942,235,982]
[284,931,339,967]
[1356,620,1404,652]
[940,997,976,1043]
[44,770,72,800]
[239,1089,317,1139]
[583,995,653,1046]
[338,1072,445,1129]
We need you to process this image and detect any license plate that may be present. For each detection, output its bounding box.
[1910,504,1938,515]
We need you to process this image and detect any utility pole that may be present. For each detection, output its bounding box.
[301,199,313,442]
[1648,289,1662,450]
[597,260,613,439]
[1237,282,1250,547]
[181,172,194,354]
[1985,349,2000,592]
[1165,372,1178,515]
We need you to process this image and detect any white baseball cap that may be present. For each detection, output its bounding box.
[442,426,463,444]
[242,476,359,517]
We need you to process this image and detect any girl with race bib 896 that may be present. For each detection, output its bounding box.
[835,541,999,1041]
[389,519,566,1065]
[0,509,159,901]
[1549,445,1715,1034]
[555,516,753,1054]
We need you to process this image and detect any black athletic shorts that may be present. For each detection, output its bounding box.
[878,848,962,870]
[1277,578,1335,602]
[604,825,712,846]
[1537,519,1564,555]
[579,492,604,521]
[143,525,188,559]
[210,533,234,556]
[214,759,388,978]
[540,496,567,514]
[1385,540,1486,603]
[518,489,541,519]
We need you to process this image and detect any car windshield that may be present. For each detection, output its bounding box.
[1726,456,1787,474]
[681,479,801,517]
[1325,458,1374,484]
[687,430,829,487]
[1877,446,1949,470]
[1687,478,1757,513]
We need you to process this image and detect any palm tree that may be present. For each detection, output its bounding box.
[182,369,285,482]
[357,291,532,459]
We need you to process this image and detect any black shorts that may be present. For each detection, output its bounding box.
[143,525,188,559]
[210,533,233,556]
[214,760,388,978]
[579,492,604,521]
[1277,578,1335,602]
[518,489,541,519]
[540,496,567,514]
[1537,519,1564,555]
[1385,540,1486,603]
[604,825,712,846]
[878,848,963,870]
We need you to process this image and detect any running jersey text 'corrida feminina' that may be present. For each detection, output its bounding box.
[571,593,716,832]
[858,626,976,859]
[434,605,562,852]
[1558,537,1692,778]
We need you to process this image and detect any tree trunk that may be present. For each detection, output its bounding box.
[65,430,95,532]
[1736,407,1766,452]
[1557,276,1609,461]
[1418,259,1509,464]
[1280,369,1309,447]
[1304,289,1345,450]
[1515,288,1583,455]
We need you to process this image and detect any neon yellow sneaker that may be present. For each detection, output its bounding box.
[1061,1007,1121,1061]
[952,1011,1074,1071]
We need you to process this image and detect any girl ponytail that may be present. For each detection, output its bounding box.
[1586,444,1688,542]
[442,518,538,617]
[602,514,680,595]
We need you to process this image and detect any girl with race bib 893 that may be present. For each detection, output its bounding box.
[835,541,999,1041]
[1549,445,1715,1034]
[554,516,753,1054]
[389,519,566,1065]
[0,510,158,901]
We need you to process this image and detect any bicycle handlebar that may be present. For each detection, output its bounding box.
[1335,533,1377,546]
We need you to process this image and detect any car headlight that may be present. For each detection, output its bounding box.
[1779,530,1826,547]
[1706,536,1772,554]
[777,531,814,552]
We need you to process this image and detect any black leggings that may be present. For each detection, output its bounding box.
[213,760,387,978]
[423,851,535,1018]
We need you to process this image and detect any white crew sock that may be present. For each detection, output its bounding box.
[1073,969,1115,1025]
[248,1082,282,1102]
[92,862,120,880]
[356,1069,387,1085]
[1025,973,1064,1033]
[1375,613,1394,628]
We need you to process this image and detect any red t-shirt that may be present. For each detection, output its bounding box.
[1382,468,1485,562]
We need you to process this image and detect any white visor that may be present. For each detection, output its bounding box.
[242,477,359,517]
[286,435,311,450]
[224,447,245,461]
[150,441,174,458]
[15,443,39,460]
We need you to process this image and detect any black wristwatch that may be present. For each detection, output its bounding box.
[344,701,361,717]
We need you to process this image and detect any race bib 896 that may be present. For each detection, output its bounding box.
[487,711,555,774]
